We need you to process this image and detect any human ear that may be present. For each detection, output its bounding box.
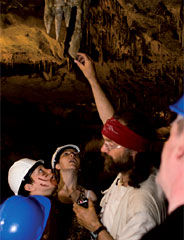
[176,145,184,160]
[55,163,61,170]
[131,150,137,159]
[24,183,35,192]
[176,134,184,160]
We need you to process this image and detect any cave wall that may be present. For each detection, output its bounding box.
[0,0,183,200]
[84,0,183,118]
[1,0,183,119]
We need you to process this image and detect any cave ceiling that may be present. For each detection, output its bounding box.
[1,0,184,154]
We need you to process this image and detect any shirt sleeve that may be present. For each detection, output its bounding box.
[117,211,157,240]
[117,190,161,240]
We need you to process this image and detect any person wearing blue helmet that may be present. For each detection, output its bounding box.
[7,158,61,240]
[0,195,51,240]
[141,94,184,240]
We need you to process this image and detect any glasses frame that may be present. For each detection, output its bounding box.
[103,140,122,151]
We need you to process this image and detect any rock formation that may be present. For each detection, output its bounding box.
[0,0,183,199]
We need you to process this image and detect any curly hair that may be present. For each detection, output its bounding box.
[113,110,160,187]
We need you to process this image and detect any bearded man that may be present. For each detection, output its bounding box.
[73,53,167,240]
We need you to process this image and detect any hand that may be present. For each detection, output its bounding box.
[73,199,102,232]
[74,53,97,84]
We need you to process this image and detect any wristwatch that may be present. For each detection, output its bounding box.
[90,225,106,239]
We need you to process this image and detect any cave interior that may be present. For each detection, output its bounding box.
[0,0,183,201]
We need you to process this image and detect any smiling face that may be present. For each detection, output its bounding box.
[25,165,57,196]
[56,148,80,171]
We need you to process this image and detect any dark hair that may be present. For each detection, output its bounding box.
[18,162,43,196]
[79,138,104,188]
[114,110,157,141]
[54,148,82,184]
[54,149,65,166]
[114,111,160,187]
[128,152,154,188]
[18,176,34,196]
[54,147,80,168]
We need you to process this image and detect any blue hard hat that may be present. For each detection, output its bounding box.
[0,195,51,240]
[170,94,184,117]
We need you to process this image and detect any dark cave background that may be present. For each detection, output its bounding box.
[0,0,183,202]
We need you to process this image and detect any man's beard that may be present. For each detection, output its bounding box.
[103,150,134,175]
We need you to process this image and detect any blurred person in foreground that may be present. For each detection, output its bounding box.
[0,195,51,240]
[141,95,184,239]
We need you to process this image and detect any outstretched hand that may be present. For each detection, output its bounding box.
[73,199,101,232]
[74,53,97,84]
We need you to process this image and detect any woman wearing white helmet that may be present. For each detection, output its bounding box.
[51,144,97,239]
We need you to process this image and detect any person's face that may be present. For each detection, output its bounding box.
[101,135,136,175]
[27,165,57,196]
[157,116,184,199]
[101,136,126,162]
[56,148,80,171]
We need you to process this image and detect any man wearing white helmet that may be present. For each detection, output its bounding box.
[8,158,60,240]
[8,158,57,197]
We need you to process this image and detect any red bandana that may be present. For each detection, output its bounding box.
[101,117,150,152]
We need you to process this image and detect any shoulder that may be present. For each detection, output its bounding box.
[128,175,161,213]
[128,187,154,209]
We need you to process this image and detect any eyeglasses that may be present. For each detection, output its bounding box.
[103,140,122,151]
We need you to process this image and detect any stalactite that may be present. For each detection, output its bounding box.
[131,42,134,56]
[174,64,177,74]
[43,60,46,72]
[179,78,183,95]
[39,61,42,71]
[49,63,53,79]
[167,73,175,86]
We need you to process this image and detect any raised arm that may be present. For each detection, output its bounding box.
[74,53,114,124]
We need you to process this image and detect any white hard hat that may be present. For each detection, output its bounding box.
[8,158,44,195]
[51,144,80,169]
